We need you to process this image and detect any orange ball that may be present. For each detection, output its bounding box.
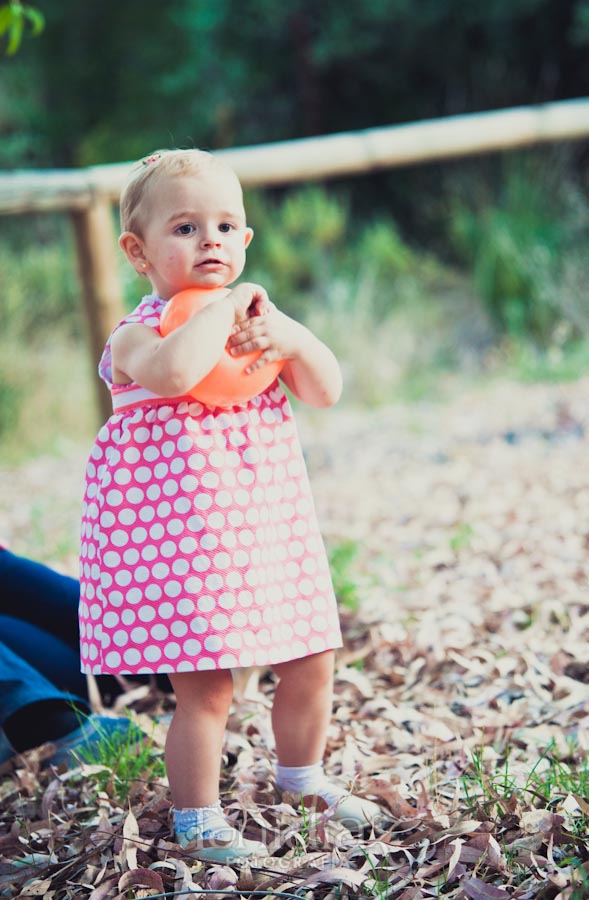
[159,288,284,408]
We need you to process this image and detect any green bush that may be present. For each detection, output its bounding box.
[449,156,589,346]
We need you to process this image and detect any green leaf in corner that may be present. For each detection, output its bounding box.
[24,4,44,35]
[6,15,24,55]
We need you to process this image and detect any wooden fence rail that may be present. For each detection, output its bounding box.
[1,98,589,419]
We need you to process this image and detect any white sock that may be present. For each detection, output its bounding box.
[275,763,347,805]
[173,802,231,838]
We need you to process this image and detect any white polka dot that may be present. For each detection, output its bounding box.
[161,540,177,558]
[172,621,188,637]
[211,613,229,630]
[219,592,236,609]
[144,645,162,662]
[174,497,191,514]
[177,435,193,452]
[188,452,206,470]
[132,527,148,543]
[215,490,231,508]
[198,595,215,613]
[105,651,121,668]
[106,490,124,507]
[170,457,186,475]
[143,445,160,462]
[194,494,213,510]
[190,616,208,634]
[109,590,124,607]
[226,571,243,589]
[146,484,161,500]
[131,628,149,644]
[152,562,170,579]
[206,511,226,532]
[228,510,244,527]
[103,551,121,568]
[197,658,215,670]
[192,554,211,572]
[138,607,155,622]
[167,518,184,535]
[180,536,197,554]
[201,471,220,489]
[200,533,218,551]
[181,474,199,492]
[103,611,119,629]
[139,506,156,522]
[134,466,151,484]
[123,548,140,565]
[204,635,223,652]
[118,508,137,526]
[164,642,181,659]
[206,573,223,591]
[114,468,132,485]
[151,623,169,641]
[187,515,205,532]
[111,530,129,547]
[183,638,202,655]
[177,598,195,615]
[164,580,182,598]
[159,602,175,619]
[145,584,162,601]
[214,552,231,569]
[142,545,158,562]
[165,418,182,435]
[186,575,203,593]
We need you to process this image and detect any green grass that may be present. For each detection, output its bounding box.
[74,718,166,804]
[328,540,363,613]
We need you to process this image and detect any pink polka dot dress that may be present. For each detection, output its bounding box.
[79,296,343,675]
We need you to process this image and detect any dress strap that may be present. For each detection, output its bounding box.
[111,385,193,412]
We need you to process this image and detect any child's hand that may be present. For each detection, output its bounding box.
[227,305,304,372]
[226,282,271,323]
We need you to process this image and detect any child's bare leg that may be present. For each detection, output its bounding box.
[271,650,335,765]
[271,649,384,829]
[166,669,234,808]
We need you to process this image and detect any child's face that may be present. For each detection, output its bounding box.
[133,170,253,300]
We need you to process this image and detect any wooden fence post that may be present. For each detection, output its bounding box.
[70,198,125,423]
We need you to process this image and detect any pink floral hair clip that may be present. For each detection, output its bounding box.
[142,152,162,166]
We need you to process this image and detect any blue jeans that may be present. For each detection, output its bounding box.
[0,549,170,735]
[0,549,89,726]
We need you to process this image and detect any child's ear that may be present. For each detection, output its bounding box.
[119,231,149,272]
[244,227,254,249]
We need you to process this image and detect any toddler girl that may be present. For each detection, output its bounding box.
[79,149,381,861]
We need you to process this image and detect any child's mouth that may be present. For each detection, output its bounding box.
[198,259,225,268]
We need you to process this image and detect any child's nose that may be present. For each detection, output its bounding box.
[201,232,221,248]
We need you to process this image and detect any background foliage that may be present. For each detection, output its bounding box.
[1,0,589,455]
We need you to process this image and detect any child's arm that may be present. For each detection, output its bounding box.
[111,283,269,395]
[227,307,342,408]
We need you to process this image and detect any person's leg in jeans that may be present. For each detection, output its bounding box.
[0,550,144,759]
[0,548,80,649]
[0,632,89,754]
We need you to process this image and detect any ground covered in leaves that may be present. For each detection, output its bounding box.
[2,377,589,899]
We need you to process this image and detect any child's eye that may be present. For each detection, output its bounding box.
[219,223,234,233]
[176,223,195,235]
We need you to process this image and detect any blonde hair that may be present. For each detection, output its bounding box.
[119,148,241,236]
